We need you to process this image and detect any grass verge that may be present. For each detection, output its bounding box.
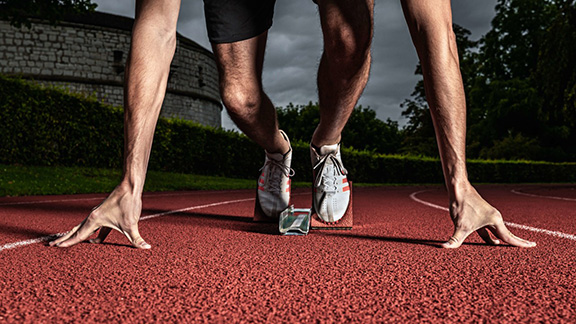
[0,164,269,197]
[1,164,440,197]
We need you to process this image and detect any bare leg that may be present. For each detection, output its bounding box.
[401,0,535,248]
[212,33,289,154]
[50,0,181,248]
[312,0,374,147]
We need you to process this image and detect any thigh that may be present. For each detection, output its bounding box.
[204,0,276,44]
[315,0,374,45]
[212,32,269,88]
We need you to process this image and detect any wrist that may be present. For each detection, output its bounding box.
[445,177,473,202]
[118,177,145,196]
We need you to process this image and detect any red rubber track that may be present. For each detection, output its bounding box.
[0,185,575,323]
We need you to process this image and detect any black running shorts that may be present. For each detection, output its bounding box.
[203,0,277,44]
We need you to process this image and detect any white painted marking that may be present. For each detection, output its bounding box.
[409,190,449,212]
[140,198,254,221]
[504,222,576,241]
[0,197,255,252]
[0,234,65,251]
[410,190,576,241]
[0,190,309,206]
[0,190,247,206]
[0,197,104,206]
[511,189,576,202]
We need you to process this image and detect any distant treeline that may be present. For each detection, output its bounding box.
[278,1,576,162]
[402,0,576,162]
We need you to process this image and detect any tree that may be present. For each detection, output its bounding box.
[467,0,576,161]
[536,1,576,127]
[276,103,403,154]
[0,0,97,28]
[480,0,559,81]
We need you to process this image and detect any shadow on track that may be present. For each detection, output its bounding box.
[142,210,278,234]
[316,232,500,248]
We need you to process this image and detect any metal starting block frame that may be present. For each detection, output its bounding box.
[279,206,311,235]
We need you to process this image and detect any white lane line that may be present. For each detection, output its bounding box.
[0,197,105,206]
[0,235,64,252]
[410,190,576,241]
[511,189,576,202]
[0,197,255,252]
[0,190,249,206]
[409,190,448,212]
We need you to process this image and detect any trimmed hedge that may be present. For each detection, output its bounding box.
[2,75,576,183]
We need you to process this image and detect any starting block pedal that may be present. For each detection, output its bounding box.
[279,206,310,235]
[310,181,353,230]
[253,191,278,223]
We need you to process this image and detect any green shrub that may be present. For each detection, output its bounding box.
[2,75,576,184]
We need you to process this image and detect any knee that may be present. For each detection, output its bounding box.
[219,81,263,121]
[324,23,372,71]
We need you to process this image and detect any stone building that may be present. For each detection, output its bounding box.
[0,12,222,128]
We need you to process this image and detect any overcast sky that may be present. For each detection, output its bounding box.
[91,0,498,130]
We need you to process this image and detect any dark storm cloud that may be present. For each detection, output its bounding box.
[92,0,498,129]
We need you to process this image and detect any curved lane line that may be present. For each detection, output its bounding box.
[410,190,576,241]
[0,197,255,252]
[511,189,576,202]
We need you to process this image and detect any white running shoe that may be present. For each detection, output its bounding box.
[257,130,294,218]
[311,143,350,223]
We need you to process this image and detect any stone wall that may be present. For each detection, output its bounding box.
[0,12,221,128]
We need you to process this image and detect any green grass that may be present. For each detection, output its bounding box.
[0,164,266,197]
[0,164,440,197]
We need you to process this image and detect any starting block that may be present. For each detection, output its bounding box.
[253,182,353,233]
[279,206,311,235]
[253,192,277,223]
[310,181,353,230]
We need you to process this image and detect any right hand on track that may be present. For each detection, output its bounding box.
[49,187,151,249]
[443,186,536,249]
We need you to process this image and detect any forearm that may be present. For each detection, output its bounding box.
[401,0,471,201]
[120,11,178,194]
[420,50,470,199]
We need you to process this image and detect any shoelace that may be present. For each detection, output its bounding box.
[260,159,295,192]
[313,153,348,193]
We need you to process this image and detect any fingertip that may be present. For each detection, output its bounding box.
[138,241,151,249]
[89,238,102,244]
[441,241,460,249]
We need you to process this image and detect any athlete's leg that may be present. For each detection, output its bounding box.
[312,0,374,147]
[308,0,373,223]
[51,0,181,248]
[401,0,535,248]
[212,33,289,155]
